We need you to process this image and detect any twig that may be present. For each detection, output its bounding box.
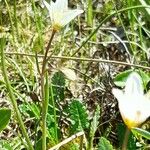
[4,52,150,70]
[48,131,84,150]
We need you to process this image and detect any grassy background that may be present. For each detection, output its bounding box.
[0,0,150,149]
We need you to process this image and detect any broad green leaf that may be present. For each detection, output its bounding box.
[114,70,150,88]
[98,137,113,150]
[51,71,65,101]
[29,103,40,119]
[19,103,40,119]
[131,127,150,140]
[0,140,13,150]
[47,114,59,145]
[114,70,133,87]
[0,108,11,132]
[138,70,150,88]
[67,99,89,134]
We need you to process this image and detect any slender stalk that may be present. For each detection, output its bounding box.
[122,128,130,150]
[13,0,19,40]
[87,135,93,150]
[87,0,93,26]
[0,38,34,150]
[41,30,56,150]
[41,55,150,70]
[41,29,56,75]
[4,0,15,43]
[41,72,49,150]
[50,82,58,143]
[35,52,41,74]
[3,52,150,70]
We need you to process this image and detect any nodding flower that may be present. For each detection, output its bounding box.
[43,0,83,31]
[112,72,150,129]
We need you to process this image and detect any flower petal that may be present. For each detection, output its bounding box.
[43,0,54,20]
[43,0,51,10]
[112,88,124,103]
[140,97,150,120]
[55,0,68,11]
[60,9,83,26]
[125,72,143,96]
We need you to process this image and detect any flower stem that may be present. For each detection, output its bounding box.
[41,29,56,75]
[0,38,34,150]
[122,127,130,150]
[50,82,58,143]
[41,30,56,150]
[41,72,49,150]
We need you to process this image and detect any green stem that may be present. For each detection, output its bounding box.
[0,38,34,150]
[50,82,58,143]
[41,72,49,150]
[122,128,130,150]
[4,0,15,43]
[87,0,93,26]
[41,29,56,75]
[41,30,56,150]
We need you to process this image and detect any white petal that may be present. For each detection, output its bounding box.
[140,97,150,119]
[43,0,54,20]
[125,72,143,96]
[55,0,68,11]
[60,9,83,26]
[43,0,51,10]
[119,96,150,127]
[112,88,124,103]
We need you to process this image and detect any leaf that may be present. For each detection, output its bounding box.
[87,105,100,150]
[138,70,150,88]
[67,99,89,134]
[131,127,150,140]
[117,124,136,150]
[114,70,133,87]
[0,108,11,132]
[0,140,13,150]
[29,103,40,119]
[114,70,150,88]
[97,137,113,150]
[90,105,100,137]
[47,114,59,145]
[19,103,40,119]
[51,71,65,101]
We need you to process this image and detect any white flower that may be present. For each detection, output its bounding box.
[43,0,83,31]
[112,72,150,129]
